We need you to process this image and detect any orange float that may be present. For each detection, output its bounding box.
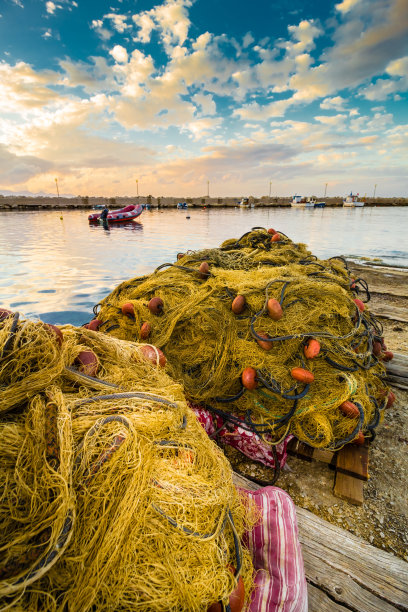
[353,298,365,312]
[140,321,151,339]
[43,323,64,347]
[84,319,102,331]
[199,261,210,279]
[304,339,320,359]
[138,344,166,367]
[231,295,246,314]
[339,400,359,418]
[256,331,273,351]
[75,350,99,377]
[290,367,314,384]
[121,302,135,317]
[241,367,258,390]
[207,568,245,612]
[267,298,283,320]
[148,297,164,315]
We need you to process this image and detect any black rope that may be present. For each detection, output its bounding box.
[1,311,20,359]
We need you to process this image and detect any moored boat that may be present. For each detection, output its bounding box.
[343,193,364,207]
[88,204,143,223]
[291,195,325,208]
[177,202,188,209]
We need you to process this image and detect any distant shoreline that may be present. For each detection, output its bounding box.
[1,195,407,210]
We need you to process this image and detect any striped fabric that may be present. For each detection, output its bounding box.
[242,487,308,612]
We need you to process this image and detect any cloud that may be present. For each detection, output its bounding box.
[91,19,113,41]
[320,96,347,111]
[192,93,216,116]
[335,0,360,13]
[103,13,130,34]
[315,113,348,126]
[46,2,60,15]
[0,60,60,111]
[110,45,128,64]
[132,0,193,53]
[0,143,52,183]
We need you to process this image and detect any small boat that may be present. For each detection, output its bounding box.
[92,204,106,210]
[88,204,143,223]
[343,193,364,207]
[291,196,325,208]
[177,202,188,209]
[239,198,254,208]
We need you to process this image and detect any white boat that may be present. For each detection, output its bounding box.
[239,198,251,208]
[291,195,325,208]
[343,193,364,207]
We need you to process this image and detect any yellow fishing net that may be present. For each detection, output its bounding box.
[92,228,389,450]
[0,318,256,611]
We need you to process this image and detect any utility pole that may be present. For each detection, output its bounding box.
[207,180,210,197]
[55,178,60,198]
[324,183,328,198]
[269,180,272,198]
[373,184,377,199]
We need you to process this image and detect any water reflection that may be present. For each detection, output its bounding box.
[0,207,406,324]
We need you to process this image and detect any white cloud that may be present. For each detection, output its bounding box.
[320,96,347,111]
[242,32,254,48]
[335,0,360,13]
[131,0,193,53]
[315,114,347,126]
[192,93,216,116]
[110,45,128,64]
[46,2,58,15]
[103,13,130,34]
[132,13,156,43]
[91,19,113,41]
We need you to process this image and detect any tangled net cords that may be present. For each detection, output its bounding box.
[0,318,256,611]
[92,227,390,450]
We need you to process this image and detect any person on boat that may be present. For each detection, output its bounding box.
[100,205,109,221]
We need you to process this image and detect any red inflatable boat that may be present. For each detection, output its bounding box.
[88,204,143,223]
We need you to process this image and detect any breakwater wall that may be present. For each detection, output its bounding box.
[0,195,407,210]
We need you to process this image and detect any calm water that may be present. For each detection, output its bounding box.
[1,206,407,325]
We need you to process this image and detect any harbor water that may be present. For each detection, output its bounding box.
[1,206,407,325]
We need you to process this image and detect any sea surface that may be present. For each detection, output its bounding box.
[0,206,407,325]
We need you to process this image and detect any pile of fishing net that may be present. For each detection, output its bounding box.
[91,227,394,453]
[0,313,256,611]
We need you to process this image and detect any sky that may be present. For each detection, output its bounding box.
[0,0,407,198]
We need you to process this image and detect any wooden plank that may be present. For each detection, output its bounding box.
[305,551,404,612]
[307,583,352,612]
[386,374,408,391]
[287,439,335,466]
[233,472,408,612]
[333,472,364,505]
[336,443,369,481]
[372,305,408,323]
